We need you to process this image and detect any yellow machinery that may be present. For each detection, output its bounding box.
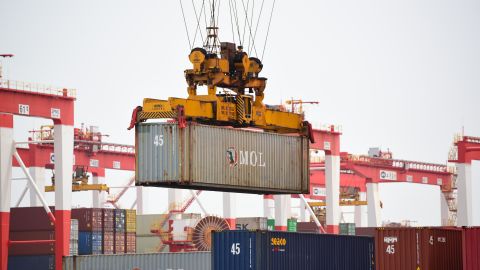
[45,166,109,192]
[128,38,314,139]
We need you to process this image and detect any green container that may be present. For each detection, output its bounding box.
[267,219,275,231]
[287,218,297,232]
[339,223,356,235]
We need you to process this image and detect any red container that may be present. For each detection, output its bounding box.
[9,231,55,255]
[125,232,136,253]
[114,232,125,254]
[102,209,114,232]
[10,207,55,232]
[375,227,463,270]
[296,222,320,233]
[72,208,103,231]
[463,227,480,270]
[103,231,114,255]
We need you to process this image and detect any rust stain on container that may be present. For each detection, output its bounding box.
[136,122,309,194]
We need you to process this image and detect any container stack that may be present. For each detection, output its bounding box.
[125,209,137,253]
[114,209,126,254]
[72,208,103,255]
[102,208,115,254]
[8,207,77,270]
[235,217,267,231]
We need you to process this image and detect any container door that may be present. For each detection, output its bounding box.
[213,231,256,270]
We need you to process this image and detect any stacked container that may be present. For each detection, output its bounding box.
[114,209,126,254]
[69,219,79,256]
[72,208,103,255]
[235,217,267,231]
[462,227,480,270]
[102,208,115,254]
[339,223,356,235]
[212,230,374,270]
[297,222,320,233]
[125,209,137,253]
[373,227,463,270]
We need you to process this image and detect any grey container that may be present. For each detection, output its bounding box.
[136,122,310,194]
[63,252,211,270]
[235,217,268,231]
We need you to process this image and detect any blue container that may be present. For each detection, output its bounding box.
[212,231,374,270]
[78,231,103,255]
[8,255,54,270]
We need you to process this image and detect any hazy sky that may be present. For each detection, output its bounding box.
[1,0,479,226]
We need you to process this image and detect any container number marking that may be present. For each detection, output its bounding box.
[271,237,287,246]
[386,244,395,254]
[154,135,164,146]
[231,243,240,255]
[19,104,30,115]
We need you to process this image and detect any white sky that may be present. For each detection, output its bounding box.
[1,0,479,226]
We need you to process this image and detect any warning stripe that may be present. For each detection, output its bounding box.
[138,111,176,121]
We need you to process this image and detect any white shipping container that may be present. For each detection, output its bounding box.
[136,122,309,194]
[235,217,268,231]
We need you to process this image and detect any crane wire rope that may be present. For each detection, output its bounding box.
[250,0,266,55]
[179,0,193,49]
[240,0,259,57]
[231,0,243,46]
[247,0,255,54]
[261,0,276,60]
[241,0,250,48]
[228,0,237,44]
[191,0,206,46]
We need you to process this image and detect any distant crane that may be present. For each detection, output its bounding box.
[285,99,319,114]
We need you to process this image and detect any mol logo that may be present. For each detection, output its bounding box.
[226,147,238,167]
[226,147,266,168]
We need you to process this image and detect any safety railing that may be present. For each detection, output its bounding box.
[0,79,76,98]
[346,154,450,173]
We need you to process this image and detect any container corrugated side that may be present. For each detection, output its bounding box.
[9,231,55,255]
[136,235,164,253]
[103,231,114,255]
[375,227,463,270]
[8,255,54,270]
[462,227,480,270]
[102,209,114,232]
[78,232,102,255]
[63,252,211,270]
[136,122,309,194]
[212,230,374,270]
[72,208,103,231]
[235,217,267,230]
[296,222,319,233]
[125,209,136,233]
[10,207,55,232]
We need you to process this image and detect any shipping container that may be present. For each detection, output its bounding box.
[136,122,309,194]
[212,230,374,270]
[8,255,54,270]
[78,231,103,255]
[462,227,480,270]
[355,227,376,237]
[114,231,125,254]
[114,209,126,232]
[287,218,297,232]
[9,231,55,255]
[125,209,136,233]
[340,223,356,235]
[103,231,114,255]
[136,213,201,236]
[297,222,320,233]
[125,232,136,253]
[102,208,115,232]
[267,219,275,231]
[63,252,211,270]
[375,227,463,270]
[10,207,55,232]
[136,235,168,253]
[235,217,267,231]
[72,208,103,231]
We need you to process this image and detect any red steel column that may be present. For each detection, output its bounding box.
[54,124,74,270]
[0,114,13,270]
